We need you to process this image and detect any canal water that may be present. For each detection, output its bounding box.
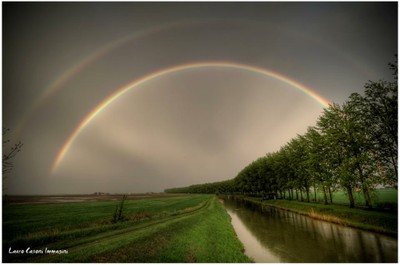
[222,196,397,263]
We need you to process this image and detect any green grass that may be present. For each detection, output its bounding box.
[245,196,397,236]
[307,189,397,207]
[3,195,208,240]
[3,195,252,263]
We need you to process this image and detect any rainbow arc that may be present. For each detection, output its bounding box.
[51,61,330,174]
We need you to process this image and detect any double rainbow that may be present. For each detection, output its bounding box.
[51,61,330,174]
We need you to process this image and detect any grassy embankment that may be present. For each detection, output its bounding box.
[3,195,252,263]
[244,189,397,236]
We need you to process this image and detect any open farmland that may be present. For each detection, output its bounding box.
[3,194,251,263]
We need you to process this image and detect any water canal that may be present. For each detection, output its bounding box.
[222,196,397,263]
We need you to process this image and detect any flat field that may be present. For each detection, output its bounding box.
[314,189,398,207]
[3,194,252,263]
[282,189,397,207]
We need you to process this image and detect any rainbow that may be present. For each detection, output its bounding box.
[51,61,330,174]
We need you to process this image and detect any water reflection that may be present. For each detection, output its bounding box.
[222,197,397,263]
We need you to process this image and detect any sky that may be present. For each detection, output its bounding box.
[2,2,397,195]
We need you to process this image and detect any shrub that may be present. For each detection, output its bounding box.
[112,194,127,223]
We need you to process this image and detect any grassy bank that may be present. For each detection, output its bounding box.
[3,195,252,263]
[244,197,397,236]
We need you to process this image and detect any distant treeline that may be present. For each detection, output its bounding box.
[165,62,398,208]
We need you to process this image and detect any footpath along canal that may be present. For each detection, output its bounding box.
[222,196,397,263]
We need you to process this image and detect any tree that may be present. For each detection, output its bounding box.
[303,127,333,204]
[317,101,376,208]
[3,128,23,176]
[348,64,397,187]
[285,136,311,202]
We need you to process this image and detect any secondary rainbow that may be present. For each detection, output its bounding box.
[51,61,330,174]
[13,19,231,140]
[12,19,194,141]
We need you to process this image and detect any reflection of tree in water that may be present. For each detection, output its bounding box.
[223,197,396,262]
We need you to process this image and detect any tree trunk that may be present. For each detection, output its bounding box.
[390,154,398,181]
[313,182,317,202]
[328,186,333,204]
[346,186,355,208]
[357,163,372,208]
[322,185,328,205]
[362,186,372,208]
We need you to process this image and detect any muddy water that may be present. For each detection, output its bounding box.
[222,196,397,263]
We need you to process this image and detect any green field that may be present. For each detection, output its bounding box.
[281,188,397,208]
[313,189,398,208]
[3,195,252,263]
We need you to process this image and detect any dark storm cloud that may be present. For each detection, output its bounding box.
[3,2,397,194]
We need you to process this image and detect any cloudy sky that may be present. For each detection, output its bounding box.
[3,2,397,195]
